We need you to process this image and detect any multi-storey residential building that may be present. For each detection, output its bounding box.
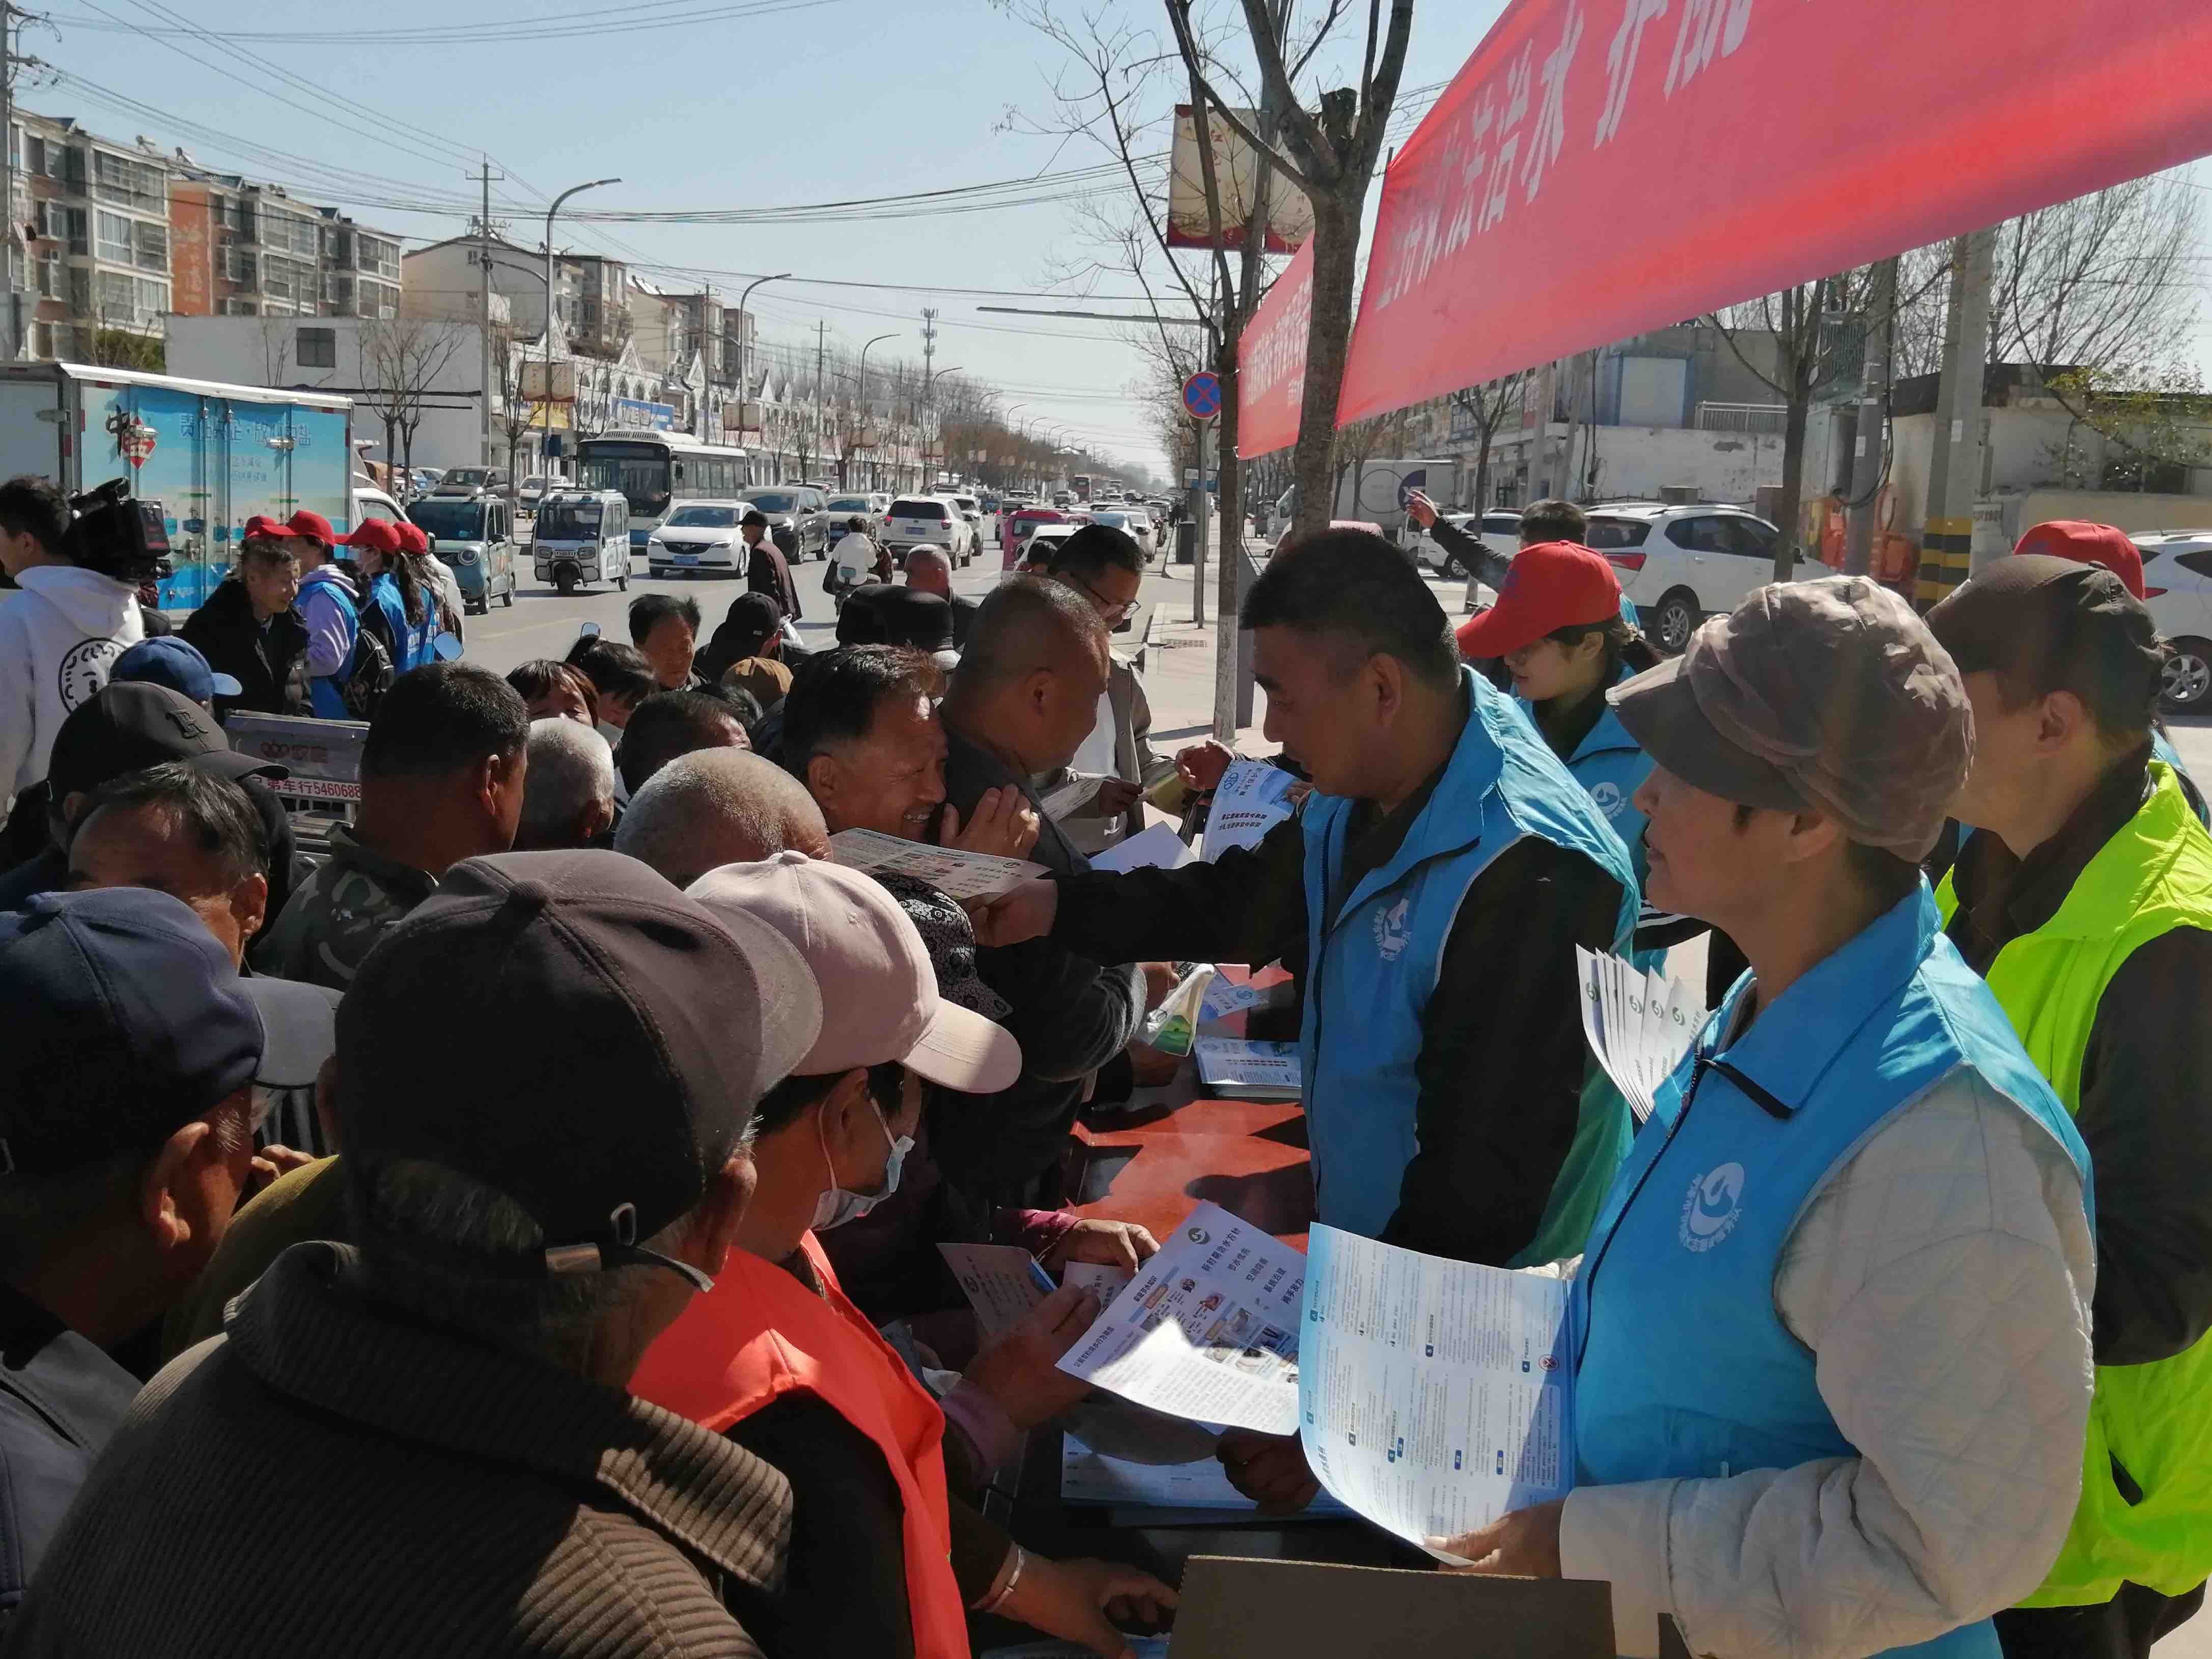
[13,112,174,361]
[169,173,402,321]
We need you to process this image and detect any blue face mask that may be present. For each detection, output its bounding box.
[810,1093,912,1233]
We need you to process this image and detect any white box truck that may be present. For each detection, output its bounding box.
[1272,457,1462,543]
[0,362,354,611]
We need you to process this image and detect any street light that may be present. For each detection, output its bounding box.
[853,333,897,488]
[734,270,791,451]
[540,177,620,488]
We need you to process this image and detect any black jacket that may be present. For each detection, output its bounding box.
[1051,776,1625,1265]
[929,727,1144,1203]
[1946,749,2212,1367]
[181,580,311,720]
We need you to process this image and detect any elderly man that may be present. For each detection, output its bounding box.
[514,717,617,852]
[9,852,826,1657]
[64,762,269,969]
[617,748,831,887]
[627,593,705,692]
[740,508,803,619]
[617,687,750,799]
[1434,579,2096,1659]
[0,888,335,1629]
[253,664,529,990]
[935,580,1148,1204]
[181,533,307,719]
[902,546,977,649]
[1029,524,1173,855]
[1927,559,2212,1659]
[0,682,289,911]
[782,645,1036,855]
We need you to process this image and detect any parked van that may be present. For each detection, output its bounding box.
[533,490,632,594]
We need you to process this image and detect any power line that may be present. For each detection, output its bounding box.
[46,0,844,45]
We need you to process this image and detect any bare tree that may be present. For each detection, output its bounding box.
[1169,0,1415,542]
[487,320,540,498]
[358,316,468,487]
[256,313,292,385]
[1449,371,1529,530]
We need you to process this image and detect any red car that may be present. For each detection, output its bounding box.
[1001,506,1067,568]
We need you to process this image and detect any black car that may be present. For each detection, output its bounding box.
[739,485,830,561]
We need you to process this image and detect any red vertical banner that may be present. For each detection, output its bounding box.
[1242,0,2212,444]
[1236,239,1313,459]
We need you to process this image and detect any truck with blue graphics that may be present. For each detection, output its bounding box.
[0,362,353,611]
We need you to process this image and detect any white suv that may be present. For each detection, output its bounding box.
[2131,531,2212,711]
[883,494,974,567]
[1581,503,1791,653]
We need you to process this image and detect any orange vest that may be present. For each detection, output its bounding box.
[631,1233,970,1659]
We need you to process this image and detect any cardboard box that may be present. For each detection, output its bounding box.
[1167,1557,1615,1658]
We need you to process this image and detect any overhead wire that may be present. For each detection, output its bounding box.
[46,0,843,46]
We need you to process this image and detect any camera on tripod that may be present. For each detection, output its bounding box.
[64,477,170,584]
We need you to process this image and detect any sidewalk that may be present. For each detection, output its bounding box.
[1137,541,1272,748]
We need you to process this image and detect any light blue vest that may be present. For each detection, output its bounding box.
[1569,887,2092,1659]
[1297,667,1639,1256]
[368,571,437,675]
[1516,664,1654,898]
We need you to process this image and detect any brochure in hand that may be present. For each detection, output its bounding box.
[826,827,1047,903]
[1053,1201,1575,1554]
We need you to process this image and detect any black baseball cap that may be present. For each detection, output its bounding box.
[0,888,340,1175]
[1926,554,2163,725]
[47,681,286,804]
[740,508,770,529]
[837,584,955,652]
[337,850,823,1288]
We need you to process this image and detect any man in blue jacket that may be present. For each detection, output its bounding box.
[976,530,1638,1502]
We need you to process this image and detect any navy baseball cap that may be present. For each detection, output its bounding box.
[113,637,243,704]
[0,888,340,1175]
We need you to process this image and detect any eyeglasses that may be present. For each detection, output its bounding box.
[1067,573,1135,624]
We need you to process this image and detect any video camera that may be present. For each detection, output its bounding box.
[64,476,170,584]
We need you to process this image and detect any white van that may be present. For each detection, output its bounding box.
[533,490,632,595]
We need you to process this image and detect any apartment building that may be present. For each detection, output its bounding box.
[170,173,402,321]
[14,112,174,361]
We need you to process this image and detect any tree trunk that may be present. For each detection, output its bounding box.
[1288,193,1359,541]
[1771,390,1810,583]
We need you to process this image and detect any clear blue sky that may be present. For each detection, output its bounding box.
[30,0,2209,474]
[29,0,1511,474]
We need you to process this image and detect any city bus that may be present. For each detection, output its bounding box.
[1069,472,1092,502]
[575,432,750,551]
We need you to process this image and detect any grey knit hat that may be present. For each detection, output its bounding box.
[1608,576,1973,860]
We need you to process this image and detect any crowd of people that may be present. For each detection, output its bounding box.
[1,467,2207,1659]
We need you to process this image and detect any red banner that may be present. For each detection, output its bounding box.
[1237,238,1313,457]
[1241,0,2212,451]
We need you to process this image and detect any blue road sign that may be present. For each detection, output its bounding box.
[1182,370,1222,421]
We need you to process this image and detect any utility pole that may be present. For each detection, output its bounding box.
[813,319,826,478]
[2,3,23,362]
[1842,255,1899,578]
[1920,227,1998,587]
[473,158,501,467]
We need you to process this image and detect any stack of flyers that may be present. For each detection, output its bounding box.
[1574,947,1708,1124]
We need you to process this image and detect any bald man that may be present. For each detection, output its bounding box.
[613,747,830,888]
[903,545,977,650]
[934,576,1143,1204]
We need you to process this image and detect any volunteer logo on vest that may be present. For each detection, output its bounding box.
[1373,895,1411,961]
[1679,1162,1745,1252]
[1590,781,1625,819]
[58,637,124,710]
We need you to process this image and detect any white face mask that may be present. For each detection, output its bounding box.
[809,1093,912,1233]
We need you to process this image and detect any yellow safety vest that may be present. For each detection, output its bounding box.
[1937,764,2212,1605]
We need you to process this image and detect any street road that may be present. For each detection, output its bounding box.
[462,547,1011,681]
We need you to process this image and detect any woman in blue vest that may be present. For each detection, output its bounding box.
[344,518,438,674]
[1432,578,2098,1659]
[1454,540,1668,935]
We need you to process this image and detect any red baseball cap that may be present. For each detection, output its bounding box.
[288,510,337,548]
[240,515,298,543]
[343,518,404,555]
[1454,541,1623,660]
[2013,520,2145,600]
[393,520,430,555]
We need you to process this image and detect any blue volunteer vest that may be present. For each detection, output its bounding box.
[369,571,438,674]
[1516,665,1656,905]
[1569,888,2092,1659]
[1297,667,1639,1257]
